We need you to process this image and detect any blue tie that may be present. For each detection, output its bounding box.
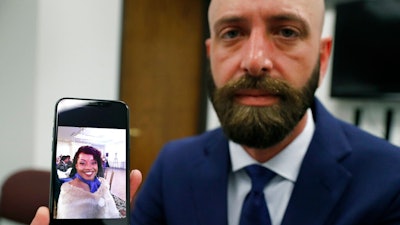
[239,165,276,225]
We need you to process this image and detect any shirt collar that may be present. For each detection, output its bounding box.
[229,109,315,182]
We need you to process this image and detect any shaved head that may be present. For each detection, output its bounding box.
[208,0,326,38]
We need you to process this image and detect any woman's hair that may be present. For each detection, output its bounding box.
[69,145,104,178]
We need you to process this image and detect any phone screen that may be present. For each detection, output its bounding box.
[50,98,130,225]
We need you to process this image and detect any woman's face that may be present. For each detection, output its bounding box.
[75,153,98,180]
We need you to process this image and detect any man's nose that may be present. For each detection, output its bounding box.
[240,31,273,76]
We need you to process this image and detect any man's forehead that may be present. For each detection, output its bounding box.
[208,0,325,33]
[208,0,324,19]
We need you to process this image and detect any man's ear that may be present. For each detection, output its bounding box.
[319,36,333,85]
[205,38,211,58]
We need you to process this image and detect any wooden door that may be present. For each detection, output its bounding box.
[119,0,208,181]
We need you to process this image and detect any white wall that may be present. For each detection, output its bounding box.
[0,0,123,187]
[0,0,38,185]
[34,0,123,169]
[206,9,400,147]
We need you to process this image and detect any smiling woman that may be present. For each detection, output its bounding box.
[56,146,120,219]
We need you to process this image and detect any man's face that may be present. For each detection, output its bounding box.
[205,0,331,149]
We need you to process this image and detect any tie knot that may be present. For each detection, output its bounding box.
[245,165,275,193]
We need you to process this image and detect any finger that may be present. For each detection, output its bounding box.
[129,169,143,205]
[30,206,50,225]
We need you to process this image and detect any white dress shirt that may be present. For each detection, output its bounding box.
[228,109,315,225]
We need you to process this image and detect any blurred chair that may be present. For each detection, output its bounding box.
[0,169,50,224]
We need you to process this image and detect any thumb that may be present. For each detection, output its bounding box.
[129,169,142,205]
[30,206,50,225]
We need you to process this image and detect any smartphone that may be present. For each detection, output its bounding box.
[49,98,130,225]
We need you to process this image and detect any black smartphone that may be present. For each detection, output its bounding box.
[49,98,130,225]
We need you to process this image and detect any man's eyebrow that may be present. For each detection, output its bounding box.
[268,13,310,35]
[211,13,311,35]
[212,16,246,32]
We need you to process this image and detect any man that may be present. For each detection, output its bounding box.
[131,0,400,224]
[32,0,400,224]
[56,155,72,172]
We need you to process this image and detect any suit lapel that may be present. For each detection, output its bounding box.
[188,100,352,225]
[191,129,231,225]
[282,100,352,225]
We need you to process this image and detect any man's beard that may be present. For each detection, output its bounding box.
[207,64,319,149]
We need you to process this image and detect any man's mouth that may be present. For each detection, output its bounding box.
[234,89,279,106]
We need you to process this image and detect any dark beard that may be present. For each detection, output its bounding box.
[207,64,319,149]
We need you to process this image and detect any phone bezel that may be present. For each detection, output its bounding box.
[49,98,130,225]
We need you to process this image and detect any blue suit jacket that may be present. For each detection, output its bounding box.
[132,99,400,225]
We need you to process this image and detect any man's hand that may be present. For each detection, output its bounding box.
[30,169,143,225]
[129,169,142,205]
[30,207,49,225]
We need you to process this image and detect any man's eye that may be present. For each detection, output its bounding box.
[279,28,299,38]
[221,29,240,39]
